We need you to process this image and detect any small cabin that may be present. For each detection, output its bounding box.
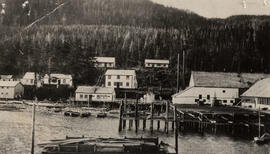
[145,59,169,68]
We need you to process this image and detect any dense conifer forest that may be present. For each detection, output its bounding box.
[0,0,270,88]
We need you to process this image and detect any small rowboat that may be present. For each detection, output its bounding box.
[96,112,107,118]
[80,112,91,117]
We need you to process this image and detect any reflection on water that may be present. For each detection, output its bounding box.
[0,109,269,154]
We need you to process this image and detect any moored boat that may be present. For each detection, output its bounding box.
[64,110,73,116]
[80,112,91,117]
[39,136,176,154]
[96,112,107,118]
[71,111,80,117]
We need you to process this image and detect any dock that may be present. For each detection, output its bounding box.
[118,100,270,139]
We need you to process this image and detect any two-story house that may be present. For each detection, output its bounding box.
[105,69,137,89]
[0,81,24,99]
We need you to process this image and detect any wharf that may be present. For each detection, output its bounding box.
[118,100,270,139]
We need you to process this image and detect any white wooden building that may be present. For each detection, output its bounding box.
[93,57,115,68]
[144,59,169,68]
[0,75,13,81]
[21,72,41,87]
[75,86,115,102]
[0,81,24,99]
[105,69,137,89]
[43,74,73,87]
[172,71,270,106]
[241,78,270,109]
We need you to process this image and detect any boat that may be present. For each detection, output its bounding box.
[80,112,91,117]
[71,112,80,117]
[96,112,107,118]
[253,108,270,144]
[64,111,73,116]
[53,108,62,113]
[254,133,270,144]
[39,136,176,154]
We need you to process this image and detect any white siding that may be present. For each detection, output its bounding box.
[105,75,137,89]
[173,87,238,105]
[75,92,115,102]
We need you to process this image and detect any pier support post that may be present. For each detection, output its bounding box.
[143,119,146,131]
[129,120,133,130]
[118,101,123,132]
[123,93,127,129]
[165,101,169,134]
[157,111,160,131]
[135,97,138,133]
[150,101,154,133]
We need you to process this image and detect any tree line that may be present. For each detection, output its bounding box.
[0,0,270,89]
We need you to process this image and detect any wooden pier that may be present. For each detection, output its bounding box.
[118,100,270,139]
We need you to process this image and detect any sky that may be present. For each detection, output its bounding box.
[151,0,270,18]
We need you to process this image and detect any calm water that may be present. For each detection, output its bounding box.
[0,108,269,154]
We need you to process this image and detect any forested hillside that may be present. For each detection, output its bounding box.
[0,0,270,88]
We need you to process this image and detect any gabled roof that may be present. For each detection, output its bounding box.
[45,74,72,79]
[94,57,115,63]
[145,59,169,64]
[105,69,136,76]
[23,72,36,79]
[191,71,270,88]
[0,81,21,87]
[241,78,270,98]
[0,75,13,79]
[76,86,115,94]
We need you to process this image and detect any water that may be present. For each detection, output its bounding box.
[0,109,269,154]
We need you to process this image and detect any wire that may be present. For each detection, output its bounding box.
[0,0,71,54]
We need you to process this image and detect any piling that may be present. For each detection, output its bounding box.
[123,92,127,129]
[135,97,138,133]
[165,101,169,134]
[143,119,146,130]
[150,101,154,133]
[118,101,123,132]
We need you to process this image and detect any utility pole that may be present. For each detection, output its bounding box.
[176,53,180,92]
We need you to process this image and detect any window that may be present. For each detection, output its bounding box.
[63,79,66,84]
[119,82,123,86]
[117,75,120,79]
[84,95,88,99]
[126,75,130,79]
[230,100,234,103]
[207,95,210,100]
[199,94,202,99]
[108,75,111,79]
[126,82,129,87]
[108,82,111,86]
[223,100,227,103]
[31,79,34,83]
[80,94,83,98]
[114,82,117,86]
[157,64,161,66]
[6,92,8,95]
[222,90,226,93]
